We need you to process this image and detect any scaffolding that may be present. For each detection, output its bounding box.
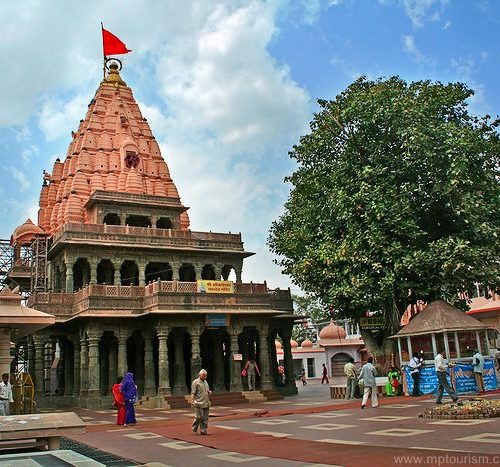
[30,235,49,294]
[0,238,13,287]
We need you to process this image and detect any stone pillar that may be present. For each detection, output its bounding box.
[33,336,46,397]
[65,268,74,293]
[229,325,243,392]
[194,265,203,281]
[113,264,121,286]
[44,341,52,395]
[87,330,102,398]
[27,337,35,375]
[157,326,171,395]
[172,330,187,394]
[258,324,272,390]
[73,338,81,397]
[214,265,223,281]
[63,341,74,397]
[117,330,129,378]
[143,331,156,395]
[171,261,180,281]
[89,258,98,284]
[79,334,89,397]
[281,330,296,390]
[235,265,242,283]
[190,322,203,382]
[138,260,146,287]
[108,345,117,390]
[212,332,225,392]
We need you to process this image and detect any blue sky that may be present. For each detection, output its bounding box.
[0,0,499,292]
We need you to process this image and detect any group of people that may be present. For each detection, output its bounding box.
[112,372,139,426]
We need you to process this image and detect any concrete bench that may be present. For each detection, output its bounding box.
[0,412,85,451]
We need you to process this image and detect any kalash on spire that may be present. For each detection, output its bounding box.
[6,28,294,410]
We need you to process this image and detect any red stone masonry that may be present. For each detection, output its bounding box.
[38,63,189,236]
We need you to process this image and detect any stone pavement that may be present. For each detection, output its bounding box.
[2,380,499,466]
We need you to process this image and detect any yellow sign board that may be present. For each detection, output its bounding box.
[197,280,234,294]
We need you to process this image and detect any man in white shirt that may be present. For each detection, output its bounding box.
[0,373,14,416]
[434,350,459,404]
[472,349,485,392]
[408,353,423,396]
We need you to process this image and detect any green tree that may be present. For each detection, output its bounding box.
[269,77,500,367]
[291,294,326,343]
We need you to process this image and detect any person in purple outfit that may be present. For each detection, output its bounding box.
[121,372,138,426]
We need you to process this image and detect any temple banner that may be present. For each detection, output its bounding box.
[197,280,234,293]
[405,358,497,395]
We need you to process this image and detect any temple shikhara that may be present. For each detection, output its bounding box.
[3,62,296,408]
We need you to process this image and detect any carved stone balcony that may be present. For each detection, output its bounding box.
[27,281,293,321]
[49,222,250,255]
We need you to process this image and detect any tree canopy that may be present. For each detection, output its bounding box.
[291,294,327,343]
[269,77,500,339]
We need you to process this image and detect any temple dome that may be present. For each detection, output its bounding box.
[319,320,346,340]
[11,219,44,246]
[290,339,298,348]
[275,340,282,350]
[35,63,190,235]
[301,338,313,348]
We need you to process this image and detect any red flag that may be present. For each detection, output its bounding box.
[102,26,131,56]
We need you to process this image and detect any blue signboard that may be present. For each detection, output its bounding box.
[206,314,228,327]
[405,358,497,395]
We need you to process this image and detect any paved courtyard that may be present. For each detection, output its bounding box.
[1,381,499,466]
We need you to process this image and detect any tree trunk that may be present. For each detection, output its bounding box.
[359,328,397,374]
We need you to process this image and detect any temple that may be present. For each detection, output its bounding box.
[5,62,296,408]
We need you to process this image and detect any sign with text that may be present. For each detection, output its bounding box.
[233,353,243,361]
[359,316,385,330]
[205,313,230,327]
[197,280,234,294]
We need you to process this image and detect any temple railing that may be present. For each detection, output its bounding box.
[51,223,244,251]
[27,281,293,319]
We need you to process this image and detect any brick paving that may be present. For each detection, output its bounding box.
[3,381,500,466]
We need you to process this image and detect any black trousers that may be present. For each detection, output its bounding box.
[411,371,420,396]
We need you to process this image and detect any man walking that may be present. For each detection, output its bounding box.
[190,369,211,435]
[243,359,260,391]
[359,357,378,408]
[472,349,485,393]
[408,353,423,396]
[435,350,459,404]
[0,373,14,416]
[344,357,358,400]
[321,363,329,384]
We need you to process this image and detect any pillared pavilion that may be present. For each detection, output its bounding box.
[7,62,295,408]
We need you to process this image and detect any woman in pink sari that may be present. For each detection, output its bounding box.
[112,376,125,425]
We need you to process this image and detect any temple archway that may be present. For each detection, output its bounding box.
[201,265,216,280]
[73,258,90,290]
[126,215,151,227]
[156,217,173,229]
[126,331,145,394]
[145,262,172,283]
[331,352,351,377]
[179,264,196,282]
[103,213,120,225]
[120,261,139,286]
[97,259,115,285]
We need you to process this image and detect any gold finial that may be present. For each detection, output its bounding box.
[103,61,127,87]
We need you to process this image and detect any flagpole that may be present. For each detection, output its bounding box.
[101,22,106,80]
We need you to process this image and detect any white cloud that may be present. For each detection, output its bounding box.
[402,35,433,65]
[21,144,39,165]
[38,92,92,141]
[381,0,449,28]
[8,166,30,192]
[442,20,451,30]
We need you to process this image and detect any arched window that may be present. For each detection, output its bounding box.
[330,353,352,377]
[156,217,173,229]
[97,259,115,285]
[103,213,121,225]
[73,258,91,290]
[179,264,196,282]
[201,264,216,280]
[120,260,139,286]
[125,215,151,228]
[145,262,173,282]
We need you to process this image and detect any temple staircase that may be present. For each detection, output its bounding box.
[139,389,285,409]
